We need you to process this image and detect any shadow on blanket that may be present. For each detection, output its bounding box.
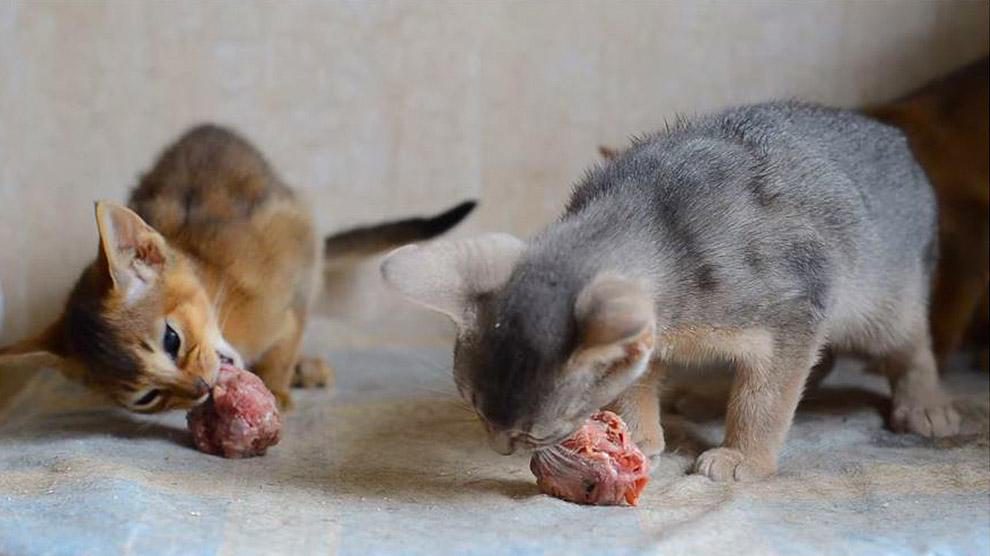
[1,409,188,445]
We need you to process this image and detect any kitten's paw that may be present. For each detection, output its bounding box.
[636,430,666,465]
[623,417,665,462]
[273,389,295,413]
[693,447,775,482]
[292,357,334,389]
[891,398,960,438]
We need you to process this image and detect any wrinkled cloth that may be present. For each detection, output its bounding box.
[0,346,988,556]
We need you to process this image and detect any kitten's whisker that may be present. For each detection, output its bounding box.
[536,447,576,474]
[399,350,455,376]
[438,415,482,425]
[406,383,461,398]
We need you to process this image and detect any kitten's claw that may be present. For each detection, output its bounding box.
[694,447,774,482]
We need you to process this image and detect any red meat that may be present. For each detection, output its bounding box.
[530,411,650,506]
[187,364,281,458]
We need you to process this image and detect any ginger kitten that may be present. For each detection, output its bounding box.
[383,102,959,482]
[865,57,989,371]
[0,125,475,412]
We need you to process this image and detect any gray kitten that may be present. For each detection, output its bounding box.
[381,101,960,482]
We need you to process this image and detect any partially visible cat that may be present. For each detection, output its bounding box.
[865,57,989,372]
[0,125,475,412]
[383,102,959,482]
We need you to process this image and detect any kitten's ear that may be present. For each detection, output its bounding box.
[573,274,656,374]
[95,201,168,303]
[380,233,525,326]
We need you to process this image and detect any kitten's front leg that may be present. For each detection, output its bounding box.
[252,310,304,411]
[694,336,818,482]
[607,360,666,461]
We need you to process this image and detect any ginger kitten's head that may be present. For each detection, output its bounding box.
[1,202,240,413]
[381,234,655,455]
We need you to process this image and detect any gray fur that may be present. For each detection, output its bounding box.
[560,102,933,333]
[384,101,947,457]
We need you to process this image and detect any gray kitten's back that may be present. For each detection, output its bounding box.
[543,101,935,341]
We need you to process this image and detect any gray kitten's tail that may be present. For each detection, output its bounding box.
[324,200,476,266]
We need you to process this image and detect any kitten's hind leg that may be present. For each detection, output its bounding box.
[607,361,666,462]
[881,320,960,438]
[694,333,819,482]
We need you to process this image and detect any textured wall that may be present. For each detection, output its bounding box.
[1,1,988,348]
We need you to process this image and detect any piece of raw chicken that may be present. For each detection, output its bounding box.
[530,411,650,505]
[187,364,281,458]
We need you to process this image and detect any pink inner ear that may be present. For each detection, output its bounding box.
[134,237,165,267]
[103,206,164,268]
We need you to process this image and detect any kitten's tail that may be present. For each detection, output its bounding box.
[323,200,477,268]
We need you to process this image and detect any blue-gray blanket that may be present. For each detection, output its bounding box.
[1,348,987,556]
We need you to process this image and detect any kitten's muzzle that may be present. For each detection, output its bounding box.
[488,429,569,455]
[481,419,522,455]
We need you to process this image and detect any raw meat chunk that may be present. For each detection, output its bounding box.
[530,411,650,506]
[187,364,281,458]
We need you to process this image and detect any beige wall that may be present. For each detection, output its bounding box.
[1,0,988,348]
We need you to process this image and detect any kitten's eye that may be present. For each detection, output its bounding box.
[163,324,181,360]
[133,389,162,408]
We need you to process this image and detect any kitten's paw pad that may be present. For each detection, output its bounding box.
[693,448,774,482]
[292,358,334,389]
[891,401,961,438]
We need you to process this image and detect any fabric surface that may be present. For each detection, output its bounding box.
[0,347,987,556]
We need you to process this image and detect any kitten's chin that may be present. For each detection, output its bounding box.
[488,431,517,455]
